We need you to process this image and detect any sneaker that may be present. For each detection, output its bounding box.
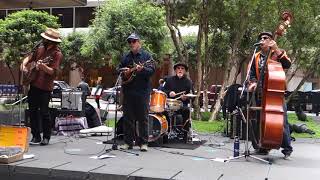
[40,138,50,146]
[120,144,133,150]
[284,154,291,160]
[30,137,41,145]
[281,150,292,159]
[140,144,148,152]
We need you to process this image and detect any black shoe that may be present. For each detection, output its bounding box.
[30,137,41,145]
[40,138,49,146]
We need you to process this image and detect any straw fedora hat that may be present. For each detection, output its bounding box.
[40,28,62,43]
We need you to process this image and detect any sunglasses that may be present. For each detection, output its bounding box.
[128,39,137,44]
[176,67,185,70]
[261,36,270,40]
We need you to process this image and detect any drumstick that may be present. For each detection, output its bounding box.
[175,91,186,96]
[174,96,182,100]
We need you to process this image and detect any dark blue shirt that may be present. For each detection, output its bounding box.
[119,49,155,97]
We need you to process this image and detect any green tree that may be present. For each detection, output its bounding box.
[0,10,59,84]
[81,0,167,66]
[60,32,88,68]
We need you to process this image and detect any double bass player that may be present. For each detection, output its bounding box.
[248,32,293,159]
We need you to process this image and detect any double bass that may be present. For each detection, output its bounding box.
[255,11,293,149]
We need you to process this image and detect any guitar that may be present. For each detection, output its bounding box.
[121,59,154,85]
[21,56,53,85]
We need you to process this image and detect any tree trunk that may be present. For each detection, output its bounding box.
[194,0,207,120]
[209,6,248,121]
[286,57,320,103]
[203,5,209,113]
[286,71,313,104]
[163,0,185,62]
[209,51,236,121]
[6,61,16,84]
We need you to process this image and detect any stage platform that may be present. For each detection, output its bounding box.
[1,134,320,180]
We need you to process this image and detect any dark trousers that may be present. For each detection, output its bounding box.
[28,86,52,139]
[176,106,191,131]
[122,94,149,146]
[95,96,100,109]
[164,106,190,141]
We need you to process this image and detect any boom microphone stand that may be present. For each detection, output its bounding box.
[228,45,270,164]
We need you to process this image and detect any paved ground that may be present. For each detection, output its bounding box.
[1,133,320,180]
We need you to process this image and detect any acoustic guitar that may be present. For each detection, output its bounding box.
[21,56,53,85]
[121,59,154,85]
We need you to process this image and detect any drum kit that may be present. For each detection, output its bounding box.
[148,89,198,143]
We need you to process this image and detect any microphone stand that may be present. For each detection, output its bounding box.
[102,71,139,156]
[228,45,270,164]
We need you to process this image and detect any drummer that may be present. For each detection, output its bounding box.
[163,62,193,138]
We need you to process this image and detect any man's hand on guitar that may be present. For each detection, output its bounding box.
[248,82,257,92]
[122,68,131,77]
[136,63,144,72]
[36,61,46,71]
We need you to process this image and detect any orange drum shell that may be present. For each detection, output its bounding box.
[150,90,167,113]
[148,114,168,142]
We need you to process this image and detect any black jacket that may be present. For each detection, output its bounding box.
[163,75,193,105]
[118,49,155,97]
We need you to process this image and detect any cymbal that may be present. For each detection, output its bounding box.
[184,93,198,98]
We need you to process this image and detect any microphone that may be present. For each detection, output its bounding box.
[253,42,262,46]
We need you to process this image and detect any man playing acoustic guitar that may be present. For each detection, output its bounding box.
[118,33,155,151]
[21,28,63,146]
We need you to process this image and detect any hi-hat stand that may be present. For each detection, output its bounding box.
[102,72,139,156]
[186,95,200,143]
[228,46,271,164]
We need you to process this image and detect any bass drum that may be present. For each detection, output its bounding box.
[148,114,168,142]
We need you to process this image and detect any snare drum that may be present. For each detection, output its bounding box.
[166,98,183,111]
[148,114,168,142]
[150,90,167,113]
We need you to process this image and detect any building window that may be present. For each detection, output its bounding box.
[8,9,21,15]
[75,7,95,27]
[0,10,6,20]
[52,8,73,28]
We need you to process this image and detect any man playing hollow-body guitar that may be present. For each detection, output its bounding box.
[118,33,155,151]
[21,28,63,146]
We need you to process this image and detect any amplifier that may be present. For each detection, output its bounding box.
[61,90,83,111]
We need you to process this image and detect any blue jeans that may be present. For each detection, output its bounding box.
[281,104,293,155]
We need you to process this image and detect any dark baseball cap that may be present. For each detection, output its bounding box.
[126,33,140,41]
